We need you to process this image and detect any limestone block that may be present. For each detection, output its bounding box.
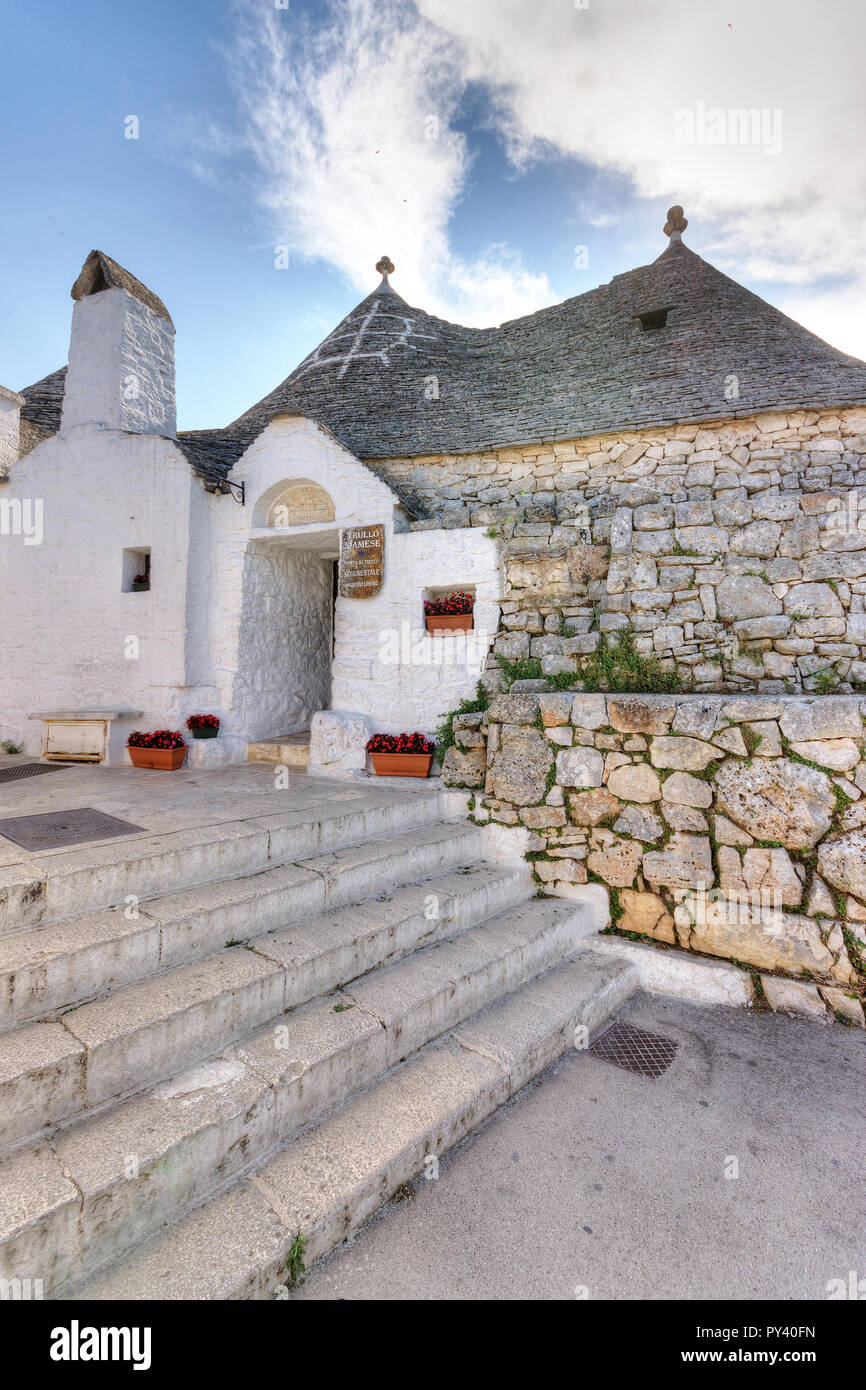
[746,720,782,757]
[730,520,782,556]
[441,746,486,789]
[606,763,661,802]
[712,727,748,756]
[676,898,835,977]
[712,813,754,847]
[715,575,782,621]
[783,582,843,619]
[537,694,574,727]
[566,788,620,826]
[662,770,713,808]
[761,977,828,1021]
[740,847,803,907]
[488,727,553,806]
[487,693,539,725]
[642,834,714,891]
[714,757,835,849]
[789,738,861,772]
[819,986,865,1026]
[556,746,604,788]
[568,694,608,730]
[607,696,676,735]
[519,806,567,829]
[569,545,610,583]
[649,736,718,771]
[619,889,676,943]
[612,804,663,842]
[818,829,866,901]
[778,698,863,742]
[661,804,709,833]
[309,709,374,778]
[806,875,837,917]
[671,697,723,740]
[586,838,643,888]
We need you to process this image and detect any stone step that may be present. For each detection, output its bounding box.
[0,784,462,935]
[0,819,489,1028]
[0,894,603,1295]
[67,948,636,1300]
[0,824,490,1146]
[247,735,310,768]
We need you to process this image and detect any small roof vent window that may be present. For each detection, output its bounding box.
[637,307,671,331]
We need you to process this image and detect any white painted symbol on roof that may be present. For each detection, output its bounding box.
[296,300,437,379]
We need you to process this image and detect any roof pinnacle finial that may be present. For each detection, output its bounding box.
[663,205,688,243]
[376,255,395,283]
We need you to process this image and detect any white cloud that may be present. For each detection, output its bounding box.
[228,0,554,325]
[416,0,866,353]
[228,0,866,354]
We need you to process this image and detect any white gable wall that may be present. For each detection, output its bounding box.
[209,416,397,743]
[0,429,199,757]
[330,527,502,737]
[211,415,501,748]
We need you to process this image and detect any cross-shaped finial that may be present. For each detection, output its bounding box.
[663,206,688,238]
[376,255,395,279]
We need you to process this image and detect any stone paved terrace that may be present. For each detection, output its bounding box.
[0,756,452,875]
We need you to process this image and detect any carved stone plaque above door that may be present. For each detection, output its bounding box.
[268,482,336,527]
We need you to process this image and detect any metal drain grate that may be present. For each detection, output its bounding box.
[0,807,144,851]
[588,1020,677,1078]
[0,762,73,784]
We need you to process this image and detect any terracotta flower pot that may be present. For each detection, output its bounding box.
[190,727,218,739]
[128,745,187,770]
[370,752,433,778]
[425,613,473,635]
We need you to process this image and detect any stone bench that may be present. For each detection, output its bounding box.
[28,710,143,764]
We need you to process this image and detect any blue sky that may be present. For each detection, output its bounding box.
[2,0,864,431]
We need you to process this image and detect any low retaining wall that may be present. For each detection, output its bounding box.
[445,691,866,1024]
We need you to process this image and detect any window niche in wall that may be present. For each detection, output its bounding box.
[122,547,151,592]
[423,585,476,635]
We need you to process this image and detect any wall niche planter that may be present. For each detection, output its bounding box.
[423,590,475,635]
[425,612,473,635]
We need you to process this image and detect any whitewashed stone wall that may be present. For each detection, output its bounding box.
[61,289,176,437]
[330,526,502,736]
[0,429,202,759]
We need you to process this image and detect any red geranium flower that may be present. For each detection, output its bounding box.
[127,730,186,750]
[423,591,474,617]
[366,732,435,754]
[186,714,220,730]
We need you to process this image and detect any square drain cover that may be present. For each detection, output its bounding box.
[588,1020,677,1078]
[0,807,144,851]
[0,762,73,784]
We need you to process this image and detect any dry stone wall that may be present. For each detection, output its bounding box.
[446,691,866,1025]
[375,406,866,694]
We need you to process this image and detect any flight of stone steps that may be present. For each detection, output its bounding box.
[0,786,633,1299]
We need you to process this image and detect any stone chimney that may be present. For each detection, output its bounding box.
[0,385,24,477]
[61,250,176,436]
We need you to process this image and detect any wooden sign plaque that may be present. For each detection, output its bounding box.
[339,524,385,598]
